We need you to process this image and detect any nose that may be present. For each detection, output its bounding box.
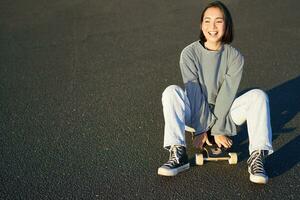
[210,22,216,29]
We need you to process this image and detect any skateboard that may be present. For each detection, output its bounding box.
[195,144,238,165]
[185,126,238,165]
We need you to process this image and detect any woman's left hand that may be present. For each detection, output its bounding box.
[214,135,232,148]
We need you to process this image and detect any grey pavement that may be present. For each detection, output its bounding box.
[0,0,300,199]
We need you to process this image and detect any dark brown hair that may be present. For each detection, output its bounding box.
[199,1,234,44]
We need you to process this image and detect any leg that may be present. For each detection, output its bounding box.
[162,85,191,148]
[159,85,191,176]
[159,84,211,176]
[230,89,273,184]
[230,89,273,155]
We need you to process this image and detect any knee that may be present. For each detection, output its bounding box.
[162,85,184,101]
[249,89,269,103]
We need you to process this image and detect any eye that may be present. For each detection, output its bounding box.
[216,20,224,23]
[204,20,210,23]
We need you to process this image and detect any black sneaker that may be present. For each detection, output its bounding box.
[247,150,269,184]
[158,145,190,176]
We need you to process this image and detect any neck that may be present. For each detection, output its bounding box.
[204,41,222,51]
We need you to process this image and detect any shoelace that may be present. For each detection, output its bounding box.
[164,146,180,167]
[247,150,265,174]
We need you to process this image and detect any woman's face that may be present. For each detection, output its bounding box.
[201,7,225,44]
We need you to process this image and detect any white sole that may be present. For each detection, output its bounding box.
[157,163,190,176]
[249,169,268,184]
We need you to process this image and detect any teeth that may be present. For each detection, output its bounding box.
[208,31,217,36]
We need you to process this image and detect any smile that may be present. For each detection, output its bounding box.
[208,31,218,36]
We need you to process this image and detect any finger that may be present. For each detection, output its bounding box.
[216,140,222,148]
[200,138,206,149]
[226,141,231,148]
[198,141,203,149]
[227,139,232,148]
[220,141,226,148]
[206,138,212,146]
[195,139,201,149]
[224,143,229,148]
[219,140,228,148]
[194,137,203,149]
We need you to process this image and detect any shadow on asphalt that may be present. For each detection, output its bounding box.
[267,135,300,178]
[233,75,300,177]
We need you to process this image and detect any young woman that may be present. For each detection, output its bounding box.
[157,1,273,184]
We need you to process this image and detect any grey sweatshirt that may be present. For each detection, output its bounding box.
[180,41,244,136]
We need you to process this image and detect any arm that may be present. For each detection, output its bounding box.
[180,47,215,136]
[179,48,198,84]
[211,53,244,135]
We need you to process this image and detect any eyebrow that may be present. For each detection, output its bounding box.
[204,17,224,20]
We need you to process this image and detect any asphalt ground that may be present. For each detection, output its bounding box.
[0,0,300,199]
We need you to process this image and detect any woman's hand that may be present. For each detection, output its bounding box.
[214,135,232,148]
[193,132,212,149]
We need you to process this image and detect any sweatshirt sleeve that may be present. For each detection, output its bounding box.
[179,47,198,84]
[211,51,244,135]
[180,47,216,134]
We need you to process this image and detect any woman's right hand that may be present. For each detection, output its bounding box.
[193,132,212,149]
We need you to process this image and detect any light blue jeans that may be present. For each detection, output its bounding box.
[162,85,273,155]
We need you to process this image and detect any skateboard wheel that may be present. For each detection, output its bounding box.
[195,153,204,165]
[228,153,238,164]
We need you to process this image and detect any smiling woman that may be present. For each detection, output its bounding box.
[157,1,273,185]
